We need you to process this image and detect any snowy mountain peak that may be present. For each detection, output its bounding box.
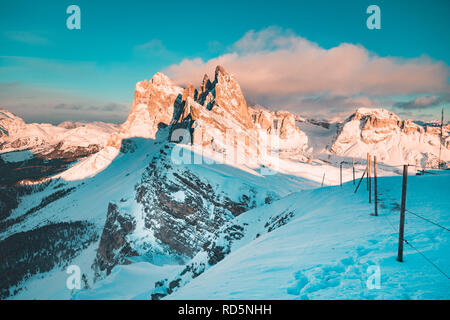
[0,109,26,138]
[348,107,421,135]
[150,72,173,86]
[119,66,309,170]
[201,74,213,92]
[331,107,449,168]
[352,107,401,121]
[0,109,117,159]
[57,72,184,181]
[210,65,253,128]
[120,73,183,140]
[214,65,229,80]
[122,65,307,158]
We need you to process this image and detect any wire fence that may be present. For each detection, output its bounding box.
[351,156,450,281]
[379,204,450,279]
[403,238,450,280]
[406,209,449,232]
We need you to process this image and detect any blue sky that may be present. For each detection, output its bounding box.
[0,0,449,123]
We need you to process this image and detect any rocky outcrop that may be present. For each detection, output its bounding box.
[249,108,309,152]
[133,146,256,258]
[330,108,450,168]
[90,142,265,283]
[171,66,256,153]
[150,205,296,300]
[56,66,311,181]
[119,73,183,139]
[165,65,311,164]
[211,66,253,128]
[92,202,138,280]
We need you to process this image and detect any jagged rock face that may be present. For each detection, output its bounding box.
[249,108,309,152]
[211,66,253,129]
[278,112,298,140]
[90,143,260,282]
[425,124,450,149]
[251,109,273,132]
[120,73,183,139]
[92,202,137,280]
[166,66,310,163]
[133,146,255,257]
[171,66,258,155]
[151,222,245,300]
[352,109,424,143]
[116,66,309,166]
[251,109,301,139]
[330,108,450,167]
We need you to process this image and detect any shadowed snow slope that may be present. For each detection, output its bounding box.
[3,134,323,299]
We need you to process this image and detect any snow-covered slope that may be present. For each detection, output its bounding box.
[1,65,449,301]
[0,66,326,299]
[2,133,328,300]
[0,109,118,159]
[160,171,450,300]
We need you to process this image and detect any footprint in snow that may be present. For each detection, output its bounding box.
[287,255,376,298]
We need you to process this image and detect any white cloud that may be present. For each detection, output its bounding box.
[164,26,449,116]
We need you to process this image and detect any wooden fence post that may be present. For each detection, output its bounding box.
[366,153,370,191]
[397,165,408,262]
[340,163,342,187]
[374,156,378,216]
[321,172,325,187]
[368,155,372,203]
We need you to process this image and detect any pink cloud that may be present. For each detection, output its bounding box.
[164,27,449,114]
